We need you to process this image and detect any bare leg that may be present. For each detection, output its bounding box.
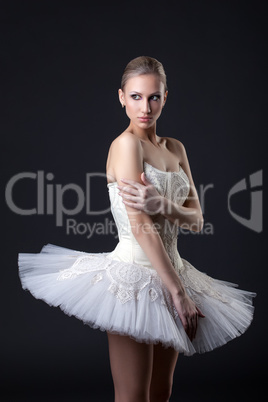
[149,343,179,402]
[107,332,154,402]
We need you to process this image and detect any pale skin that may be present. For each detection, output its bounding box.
[106,73,205,402]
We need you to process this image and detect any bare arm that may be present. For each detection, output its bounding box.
[110,133,204,340]
[160,201,203,231]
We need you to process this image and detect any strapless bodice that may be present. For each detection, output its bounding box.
[107,162,190,272]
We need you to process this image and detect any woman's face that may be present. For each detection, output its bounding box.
[119,74,167,129]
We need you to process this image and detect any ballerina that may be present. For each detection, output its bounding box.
[18,56,256,402]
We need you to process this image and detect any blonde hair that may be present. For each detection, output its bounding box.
[121,56,168,92]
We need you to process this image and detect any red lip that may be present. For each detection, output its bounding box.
[138,117,152,122]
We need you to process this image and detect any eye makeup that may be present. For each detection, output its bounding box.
[129,93,161,101]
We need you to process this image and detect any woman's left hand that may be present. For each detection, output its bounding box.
[117,172,163,215]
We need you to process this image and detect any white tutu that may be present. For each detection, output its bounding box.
[18,243,255,356]
[18,162,256,355]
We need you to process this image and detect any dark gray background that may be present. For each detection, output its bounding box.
[1,1,266,401]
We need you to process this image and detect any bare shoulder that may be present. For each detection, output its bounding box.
[109,131,142,156]
[106,131,143,177]
[166,136,185,149]
[163,136,186,159]
[109,131,142,153]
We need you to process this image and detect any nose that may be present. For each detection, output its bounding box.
[141,98,151,114]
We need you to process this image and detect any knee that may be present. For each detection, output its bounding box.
[150,385,172,402]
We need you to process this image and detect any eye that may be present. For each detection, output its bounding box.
[151,95,161,101]
[131,94,141,100]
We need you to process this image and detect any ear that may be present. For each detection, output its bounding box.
[163,90,168,107]
[118,88,125,107]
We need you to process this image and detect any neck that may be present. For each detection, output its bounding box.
[127,121,160,146]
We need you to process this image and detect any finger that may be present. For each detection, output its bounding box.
[119,192,137,202]
[120,194,144,209]
[120,178,142,189]
[179,313,188,333]
[196,307,205,318]
[193,314,198,339]
[141,172,152,185]
[190,317,195,341]
[118,185,138,195]
[186,325,191,341]
[186,317,193,341]
[122,200,143,210]
[191,314,198,341]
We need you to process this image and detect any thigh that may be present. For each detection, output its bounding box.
[150,343,179,400]
[107,332,153,401]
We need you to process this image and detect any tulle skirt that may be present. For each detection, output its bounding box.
[18,243,256,356]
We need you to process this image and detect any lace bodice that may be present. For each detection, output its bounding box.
[107,161,190,272]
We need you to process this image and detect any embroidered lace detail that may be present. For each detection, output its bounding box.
[116,265,143,284]
[143,163,167,196]
[91,273,103,285]
[56,251,179,316]
[107,263,151,304]
[143,162,190,273]
[143,162,190,204]
[149,288,158,302]
[179,259,229,304]
[57,255,110,281]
